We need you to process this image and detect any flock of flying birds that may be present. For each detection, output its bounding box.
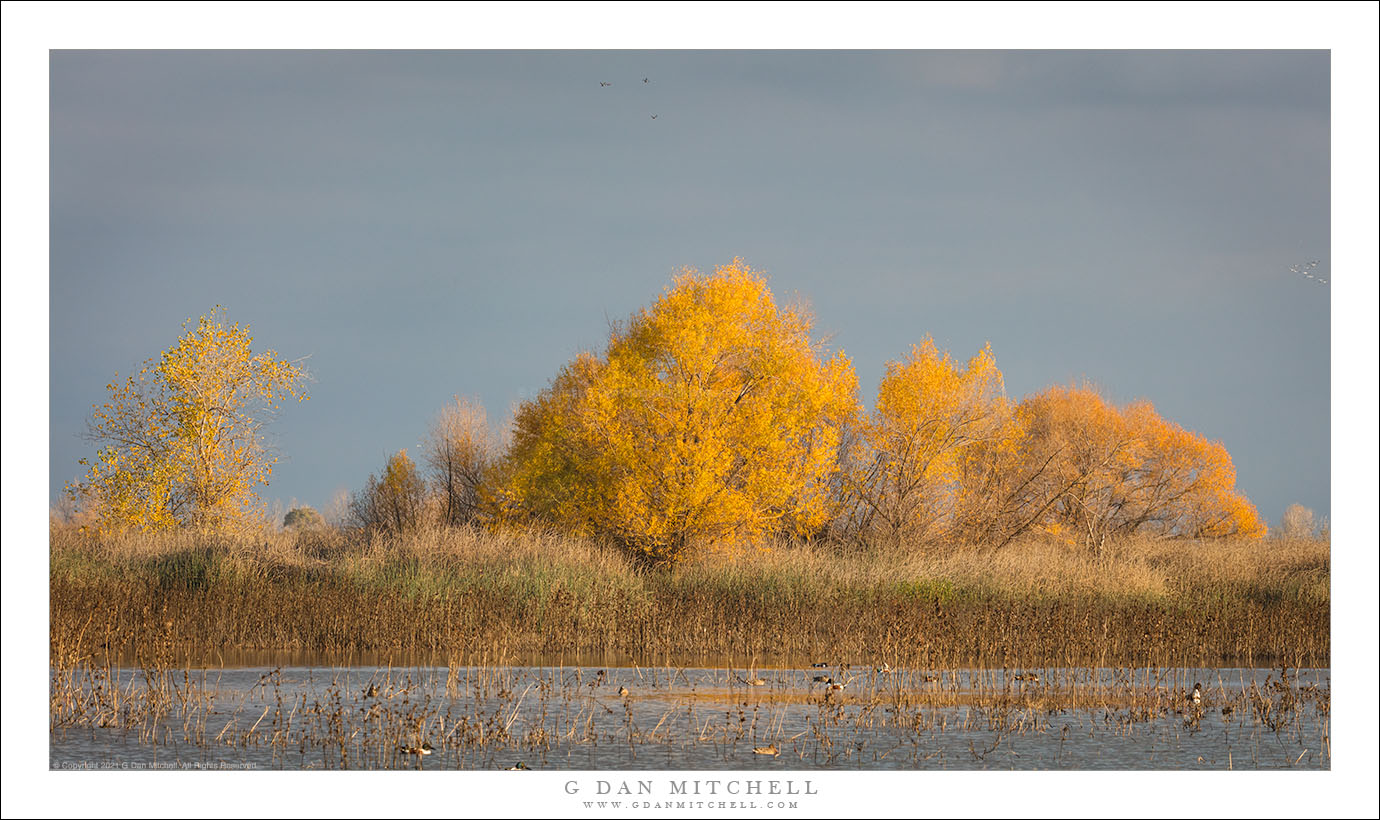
[1291,260,1328,285]
[599,76,658,119]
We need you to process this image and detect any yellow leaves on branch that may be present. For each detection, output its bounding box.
[497,262,1263,558]
[832,342,1264,549]
[846,338,1007,542]
[952,384,1265,549]
[502,260,859,564]
[69,307,309,534]
[69,270,1262,555]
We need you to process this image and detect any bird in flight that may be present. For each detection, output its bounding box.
[600,81,612,87]
[650,113,658,119]
[1289,260,1328,286]
[643,77,650,84]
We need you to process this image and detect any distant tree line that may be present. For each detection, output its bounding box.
[348,260,1265,562]
[70,263,1268,564]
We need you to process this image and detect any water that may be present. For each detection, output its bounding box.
[49,665,1329,770]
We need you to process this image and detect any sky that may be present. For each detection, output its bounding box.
[45,48,1333,526]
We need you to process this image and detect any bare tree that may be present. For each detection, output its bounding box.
[1280,503,1316,538]
[423,396,495,527]
[350,450,426,534]
[322,487,352,527]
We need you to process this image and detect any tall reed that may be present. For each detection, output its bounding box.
[50,523,1329,669]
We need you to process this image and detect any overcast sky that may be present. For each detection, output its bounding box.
[47,48,1333,526]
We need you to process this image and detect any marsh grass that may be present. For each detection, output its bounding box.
[49,524,1329,669]
[49,651,1331,770]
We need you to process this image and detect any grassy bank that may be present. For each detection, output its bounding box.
[49,525,1330,669]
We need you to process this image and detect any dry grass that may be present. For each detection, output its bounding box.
[49,523,1329,669]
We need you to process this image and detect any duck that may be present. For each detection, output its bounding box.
[810,662,829,669]
[921,673,941,683]
[506,761,530,770]
[738,675,766,686]
[1191,683,1202,705]
[399,742,434,756]
[752,745,780,756]
[618,686,630,698]
[812,675,832,684]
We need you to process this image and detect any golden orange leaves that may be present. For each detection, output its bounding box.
[494,263,1262,557]
[843,338,1008,542]
[954,384,1266,549]
[501,260,859,563]
[69,308,309,534]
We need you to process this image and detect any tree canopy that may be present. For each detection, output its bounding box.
[502,259,859,563]
[70,308,309,533]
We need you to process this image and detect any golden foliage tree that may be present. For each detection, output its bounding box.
[843,338,1007,542]
[503,260,859,563]
[499,353,605,533]
[1018,384,1143,548]
[1118,402,1266,539]
[70,308,309,533]
[955,384,1265,549]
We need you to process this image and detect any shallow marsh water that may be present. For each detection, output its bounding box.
[50,664,1329,771]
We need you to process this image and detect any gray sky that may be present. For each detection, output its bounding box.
[48,49,1332,526]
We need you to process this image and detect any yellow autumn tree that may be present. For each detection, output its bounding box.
[843,338,1008,543]
[953,383,1264,550]
[70,308,309,533]
[1118,402,1265,539]
[499,353,606,533]
[1021,384,1143,548]
[503,260,859,564]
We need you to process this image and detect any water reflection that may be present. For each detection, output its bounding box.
[50,665,1329,771]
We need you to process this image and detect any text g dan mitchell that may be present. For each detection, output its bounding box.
[565,780,818,796]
